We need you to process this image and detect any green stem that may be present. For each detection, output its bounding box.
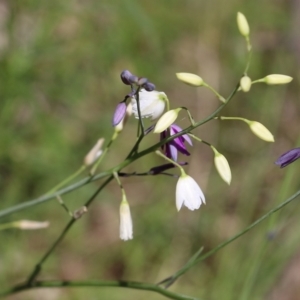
[160,188,300,287]
[202,82,226,103]
[45,165,86,196]
[0,280,199,300]
[26,176,113,285]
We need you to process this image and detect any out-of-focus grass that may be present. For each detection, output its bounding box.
[1,1,300,299]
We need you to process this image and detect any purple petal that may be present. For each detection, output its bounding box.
[120,70,132,85]
[275,147,300,168]
[170,138,190,156]
[112,102,126,126]
[169,143,178,161]
[170,124,193,146]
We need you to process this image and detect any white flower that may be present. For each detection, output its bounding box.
[119,200,133,241]
[131,89,167,121]
[176,174,205,211]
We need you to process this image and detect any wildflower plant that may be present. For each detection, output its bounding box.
[0,12,298,300]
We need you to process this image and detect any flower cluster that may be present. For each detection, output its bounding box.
[107,12,293,241]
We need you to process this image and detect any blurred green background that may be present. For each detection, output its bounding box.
[1,0,300,299]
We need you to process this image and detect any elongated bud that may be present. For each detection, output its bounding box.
[18,220,49,230]
[143,82,156,91]
[115,103,132,133]
[153,108,182,134]
[176,72,204,87]
[240,76,251,92]
[119,198,133,241]
[263,74,293,85]
[237,12,250,37]
[120,70,133,85]
[248,121,274,142]
[84,138,104,166]
[212,149,232,185]
[112,102,127,126]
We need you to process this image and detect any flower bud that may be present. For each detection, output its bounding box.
[153,108,182,134]
[119,198,133,241]
[240,76,251,92]
[275,147,300,168]
[248,121,274,142]
[213,150,232,185]
[18,220,49,230]
[112,102,127,126]
[84,138,104,166]
[137,77,148,86]
[120,70,133,85]
[128,75,139,84]
[263,74,293,85]
[237,12,250,37]
[176,72,204,87]
[115,103,132,133]
[143,82,156,91]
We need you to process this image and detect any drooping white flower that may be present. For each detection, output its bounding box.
[119,199,133,241]
[131,89,167,121]
[176,173,205,211]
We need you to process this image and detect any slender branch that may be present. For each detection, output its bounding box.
[159,188,300,287]
[0,280,200,300]
[26,176,114,285]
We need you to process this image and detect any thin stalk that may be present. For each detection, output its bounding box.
[0,280,199,300]
[45,165,86,196]
[159,188,300,287]
[26,176,113,284]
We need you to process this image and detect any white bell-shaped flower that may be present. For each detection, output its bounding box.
[131,89,167,121]
[176,173,205,211]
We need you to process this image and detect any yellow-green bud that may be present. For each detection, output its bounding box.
[237,12,250,37]
[176,73,204,87]
[264,74,293,85]
[213,149,232,185]
[240,76,252,92]
[153,108,182,133]
[248,121,274,142]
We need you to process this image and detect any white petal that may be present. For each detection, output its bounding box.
[131,90,166,120]
[119,202,133,241]
[176,175,205,211]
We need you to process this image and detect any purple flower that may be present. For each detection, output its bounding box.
[160,124,192,161]
[275,147,300,168]
[112,102,127,126]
